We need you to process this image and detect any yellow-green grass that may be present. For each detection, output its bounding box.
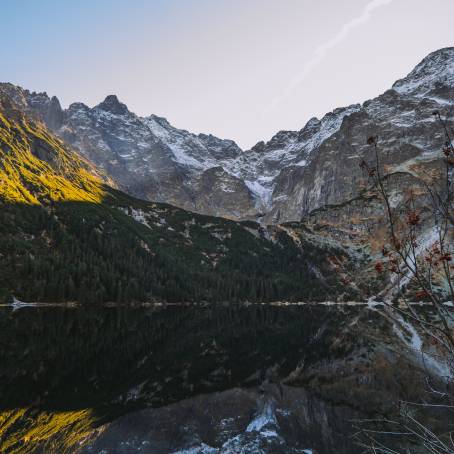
[0,111,105,205]
[0,408,99,453]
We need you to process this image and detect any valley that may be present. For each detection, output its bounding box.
[0,46,454,453]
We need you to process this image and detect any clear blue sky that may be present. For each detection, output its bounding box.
[2,0,454,148]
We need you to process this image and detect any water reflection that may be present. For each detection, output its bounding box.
[0,304,352,413]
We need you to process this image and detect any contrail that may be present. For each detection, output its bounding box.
[264,0,395,114]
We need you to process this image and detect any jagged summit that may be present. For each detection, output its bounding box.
[96,94,130,115]
[68,101,90,111]
[146,113,172,128]
[392,47,454,97]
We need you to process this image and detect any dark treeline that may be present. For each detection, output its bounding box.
[0,200,356,304]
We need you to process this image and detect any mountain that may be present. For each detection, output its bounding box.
[2,48,453,224]
[1,47,451,305]
[0,84,259,219]
[0,91,364,304]
[265,48,454,223]
[1,48,453,454]
[0,94,106,205]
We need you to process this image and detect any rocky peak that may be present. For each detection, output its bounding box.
[27,91,50,106]
[266,130,300,151]
[0,83,26,110]
[392,47,454,97]
[43,95,64,130]
[146,114,171,129]
[250,140,266,153]
[297,117,321,142]
[0,84,65,129]
[96,95,129,115]
[50,95,62,109]
[197,133,242,159]
[67,102,90,113]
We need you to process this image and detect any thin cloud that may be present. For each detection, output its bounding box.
[264,0,395,114]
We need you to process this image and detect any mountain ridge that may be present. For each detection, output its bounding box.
[1,47,453,223]
[0,93,365,304]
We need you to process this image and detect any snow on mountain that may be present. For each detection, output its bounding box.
[2,47,454,222]
[225,104,361,211]
[0,79,364,219]
[393,47,454,99]
[142,114,241,171]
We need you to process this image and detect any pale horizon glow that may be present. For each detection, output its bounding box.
[2,0,454,149]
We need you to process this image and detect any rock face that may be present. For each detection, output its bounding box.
[1,47,453,222]
[265,50,452,223]
[58,96,257,219]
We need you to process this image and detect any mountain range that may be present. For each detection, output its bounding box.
[1,47,453,224]
[1,47,454,454]
[0,92,364,304]
[1,47,453,304]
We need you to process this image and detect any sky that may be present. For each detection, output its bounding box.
[2,0,454,149]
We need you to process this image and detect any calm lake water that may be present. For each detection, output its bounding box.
[0,303,359,411]
[1,303,379,453]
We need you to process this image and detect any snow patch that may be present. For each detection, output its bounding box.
[245,180,274,209]
[246,400,278,432]
[118,207,152,229]
[171,443,217,454]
